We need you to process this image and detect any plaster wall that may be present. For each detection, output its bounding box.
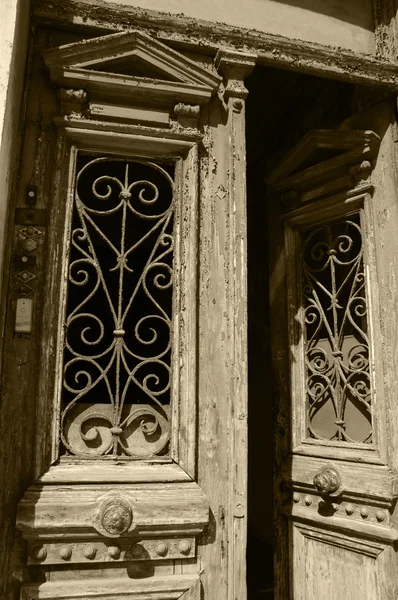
[95,0,375,53]
[0,0,30,303]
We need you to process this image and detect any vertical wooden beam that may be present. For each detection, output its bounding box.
[215,49,256,600]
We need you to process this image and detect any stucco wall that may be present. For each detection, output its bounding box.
[0,0,30,303]
[98,0,375,53]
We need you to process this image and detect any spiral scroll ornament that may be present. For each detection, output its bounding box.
[61,157,174,457]
[302,217,372,443]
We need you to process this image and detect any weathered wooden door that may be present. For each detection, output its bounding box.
[1,26,254,600]
[268,123,398,599]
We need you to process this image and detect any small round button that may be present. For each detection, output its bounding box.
[108,545,121,559]
[360,507,369,518]
[156,542,168,557]
[84,544,97,559]
[304,496,312,506]
[376,510,385,522]
[35,547,47,561]
[59,546,72,560]
[179,541,191,555]
[293,493,300,503]
[345,504,354,515]
[132,544,144,558]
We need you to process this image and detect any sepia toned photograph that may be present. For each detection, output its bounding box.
[1,1,397,598]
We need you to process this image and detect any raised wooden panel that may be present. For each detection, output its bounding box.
[292,527,376,600]
[21,574,199,599]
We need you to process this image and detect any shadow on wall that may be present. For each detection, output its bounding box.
[269,0,374,30]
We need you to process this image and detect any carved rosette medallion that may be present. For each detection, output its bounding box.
[99,498,133,536]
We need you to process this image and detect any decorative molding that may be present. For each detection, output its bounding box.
[172,103,200,129]
[38,461,192,484]
[287,490,392,525]
[44,30,220,108]
[52,118,203,160]
[17,466,208,544]
[21,574,200,599]
[288,504,398,549]
[58,88,88,117]
[294,519,388,558]
[215,49,256,105]
[33,0,398,90]
[173,104,200,118]
[268,129,381,213]
[44,30,220,89]
[27,536,195,565]
[88,102,170,127]
[283,455,398,506]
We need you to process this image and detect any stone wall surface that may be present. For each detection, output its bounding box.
[95,0,375,52]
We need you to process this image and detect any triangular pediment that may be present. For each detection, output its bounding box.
[44,30,220,106]
[267,129,380,208]
[268,130,380,186]
[267,129,380,209]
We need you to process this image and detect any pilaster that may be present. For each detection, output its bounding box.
[215,48,256,600]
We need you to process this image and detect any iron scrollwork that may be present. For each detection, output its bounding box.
[61,157,174,458]
[302,216,372,443]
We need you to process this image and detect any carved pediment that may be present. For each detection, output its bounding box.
[44,30,221,107]
[268,129,380,210]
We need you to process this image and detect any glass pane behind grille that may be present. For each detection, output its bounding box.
[60,156,175,458]
[302,215,372,444]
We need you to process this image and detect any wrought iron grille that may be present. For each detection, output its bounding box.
[60,156,175,458]
[302,215,372,443]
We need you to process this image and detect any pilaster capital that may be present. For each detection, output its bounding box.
[215,49,257,102]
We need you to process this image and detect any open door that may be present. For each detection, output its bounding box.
[268,127,398,598]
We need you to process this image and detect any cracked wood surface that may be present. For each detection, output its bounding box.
[33,0,398,89]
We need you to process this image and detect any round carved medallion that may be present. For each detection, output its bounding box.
[100,498,132,536]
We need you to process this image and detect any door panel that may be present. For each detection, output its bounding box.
[295,534,376,600]
[0,26,254,599]
[269,126,398,598]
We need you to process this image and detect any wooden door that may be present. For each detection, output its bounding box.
[0,26,255,600]
[268,124,398,599]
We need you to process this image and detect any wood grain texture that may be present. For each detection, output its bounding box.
[21,574,199,599]
[178,578,200,599]
[216,49,255,600]
[39,461,192,484]
[196,97,231,600]
[17,482,209,539]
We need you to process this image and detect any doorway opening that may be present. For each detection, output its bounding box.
[245,64,366,599]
